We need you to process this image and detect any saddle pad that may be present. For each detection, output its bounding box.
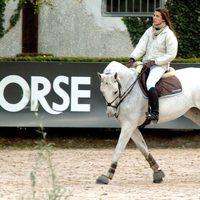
[139,67,182,97]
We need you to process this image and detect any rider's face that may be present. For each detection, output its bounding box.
[153,11,164,26]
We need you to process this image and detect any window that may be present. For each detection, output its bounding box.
[102,0,165,17]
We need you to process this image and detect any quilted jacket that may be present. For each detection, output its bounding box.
[130,26,178,70]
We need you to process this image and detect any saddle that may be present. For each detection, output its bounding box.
[133,62,182,97]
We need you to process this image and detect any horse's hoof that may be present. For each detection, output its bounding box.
[153,170,165,183]
[96,175,109,184]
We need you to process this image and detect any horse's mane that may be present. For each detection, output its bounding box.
[103,61,134,77]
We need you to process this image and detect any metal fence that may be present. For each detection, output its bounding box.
[102,0,165,16]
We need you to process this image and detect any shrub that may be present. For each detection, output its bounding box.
[165,0,200,58]
[0,56,199,63]
[122,0,200,58]
[122,17,152,47]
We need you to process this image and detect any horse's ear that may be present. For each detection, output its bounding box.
[97,72,102,79]
[114,72,118,80]
[114,72,120,82]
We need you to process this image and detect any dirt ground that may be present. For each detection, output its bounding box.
[0,144,200,200]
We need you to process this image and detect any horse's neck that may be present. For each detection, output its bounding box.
[121,69,137,91]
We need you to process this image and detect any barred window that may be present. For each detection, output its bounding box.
[102,0,165,16]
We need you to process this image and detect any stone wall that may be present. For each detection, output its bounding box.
[0,0,133,57]
[0,1,22,57]
[39,0,133,57]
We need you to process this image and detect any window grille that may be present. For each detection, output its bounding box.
[102,0,165,17]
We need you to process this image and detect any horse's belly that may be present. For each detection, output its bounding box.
[159,68,200,122]
[159,93,190,120]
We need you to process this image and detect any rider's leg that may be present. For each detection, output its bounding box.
[146,65,165,121]
[146,87,159,120]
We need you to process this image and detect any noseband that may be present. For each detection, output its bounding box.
[105,78,136,118]
[105,80,121,109]
[105,67,147,118]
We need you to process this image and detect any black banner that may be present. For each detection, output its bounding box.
[0,62,199,129]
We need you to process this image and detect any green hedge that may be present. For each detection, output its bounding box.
[123,0,200,58]
[0,56,199,63]
[122,17,152,48]
[0,56,128,62]
[165,0,200,58]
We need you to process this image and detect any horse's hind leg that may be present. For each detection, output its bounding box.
[184,107,200,126]
[131,128,165,183]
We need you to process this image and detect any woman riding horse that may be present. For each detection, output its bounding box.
[127,7,178,122]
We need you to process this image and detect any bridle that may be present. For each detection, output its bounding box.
[105,66,147,118]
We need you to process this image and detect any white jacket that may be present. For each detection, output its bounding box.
[130,26,178,70]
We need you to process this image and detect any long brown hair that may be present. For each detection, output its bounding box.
[155,7,175,33]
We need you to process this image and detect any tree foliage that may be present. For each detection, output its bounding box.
[0,0,53,39]
[0,0,6,38]
[122,17,152,47]
[165,0,200,58]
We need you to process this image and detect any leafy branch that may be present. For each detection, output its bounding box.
[0,0,53,39]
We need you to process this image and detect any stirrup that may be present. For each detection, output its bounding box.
[145,112,159,121]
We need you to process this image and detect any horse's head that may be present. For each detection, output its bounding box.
[97,71,121,117]
[97,61,134,117]
[98,61,139,117]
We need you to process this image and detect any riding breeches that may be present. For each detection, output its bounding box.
[146,65,166,91]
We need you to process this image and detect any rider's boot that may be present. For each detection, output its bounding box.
[146,87,159,122]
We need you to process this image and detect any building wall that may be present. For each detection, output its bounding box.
[0,0,133,57]
[39,0,133,57]
[0,1,22,57]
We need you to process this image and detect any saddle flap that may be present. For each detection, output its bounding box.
[138,67,182,97]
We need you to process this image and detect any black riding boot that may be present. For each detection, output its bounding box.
[146,87,159,121]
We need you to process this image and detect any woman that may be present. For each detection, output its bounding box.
[127,7,178,122]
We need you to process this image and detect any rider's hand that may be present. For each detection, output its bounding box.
[126,58,135,68]
[145,61,155,68]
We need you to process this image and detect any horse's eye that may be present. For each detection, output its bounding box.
[113,90,118,95]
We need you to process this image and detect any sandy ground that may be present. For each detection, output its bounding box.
[0,147,200,200]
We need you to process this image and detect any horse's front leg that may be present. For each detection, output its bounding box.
[96,124,134,184]
[131,128,165,183]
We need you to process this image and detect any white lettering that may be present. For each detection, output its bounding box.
[71,77,91,112]
[0,75,30,112]
[52,76,70,112]
[0,75,91,114]
[31,76,61,115]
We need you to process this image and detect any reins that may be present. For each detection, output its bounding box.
[106,66,148,118]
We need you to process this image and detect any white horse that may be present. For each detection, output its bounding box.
[96,61,200,184]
